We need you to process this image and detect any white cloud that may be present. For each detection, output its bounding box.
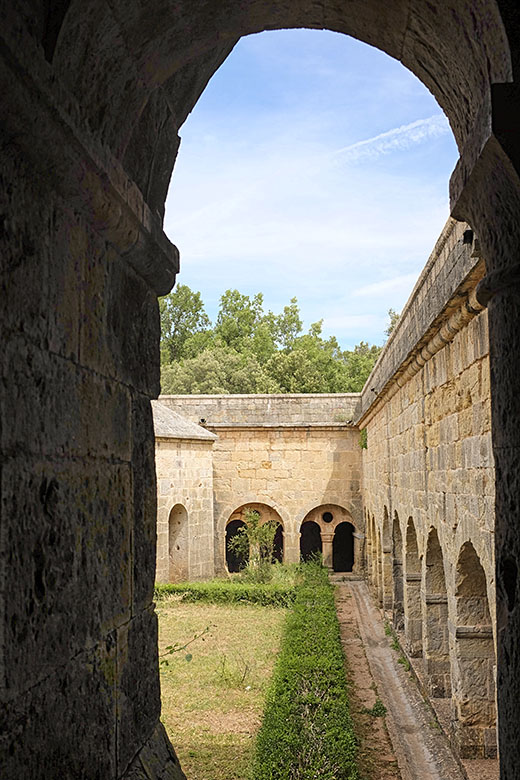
[332,115,450,165]
[322,313,383,333]
[352,273,419,299]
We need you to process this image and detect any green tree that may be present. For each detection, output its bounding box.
[267,319,352,393]
[161,346,281,395]
[159,284,211,363]
[341,341,382,391]
[215,290,265,351]
[272,297,303,351]
[228,508,278,581]
[159,285,384,395]
[385,307,400,338]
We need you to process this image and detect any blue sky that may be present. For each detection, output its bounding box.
[164,29,458,350]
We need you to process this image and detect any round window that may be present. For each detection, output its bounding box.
[322,511,333,523]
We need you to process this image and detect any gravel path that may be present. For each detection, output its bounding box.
[336,580,467,780]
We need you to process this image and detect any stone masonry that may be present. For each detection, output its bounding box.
[3,2,520,778]
[158,394,363,575]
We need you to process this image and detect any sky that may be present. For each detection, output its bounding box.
[163,29,459,350]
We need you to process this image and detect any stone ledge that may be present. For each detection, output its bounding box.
[456,626,494,640]
[358,254,486,428]
[205,422,357,430]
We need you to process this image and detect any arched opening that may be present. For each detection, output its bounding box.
[224,502,284,571]
[381,506,392,610]
[370,516,379,599]
[332,522,354,572]
[300,521,322,562]
[404,518,422,657]
[392,512,404,631]
[225,519,249,572]
[272,523,284,563]
[423,528,451,698]
[374,518,383,608]
[168,504,189,582]
[452,542,496,759]
[365,512,373,586]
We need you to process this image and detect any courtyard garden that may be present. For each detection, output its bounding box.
[156,561,359,780]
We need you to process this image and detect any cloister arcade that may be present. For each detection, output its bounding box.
[365,510,497,759]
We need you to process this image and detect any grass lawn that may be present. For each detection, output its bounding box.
[157,596,287,780]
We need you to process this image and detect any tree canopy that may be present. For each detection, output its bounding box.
[159,285,392,394]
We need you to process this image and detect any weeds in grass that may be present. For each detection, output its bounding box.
[363,699,387,718]
[159,624,214,665]
[390,636,400,651]
[217,653,253,688]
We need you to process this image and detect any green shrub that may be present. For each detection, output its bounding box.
[251,562,359,779]
[154,580,297,608]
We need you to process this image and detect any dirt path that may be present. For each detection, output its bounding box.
[336,580,467,780]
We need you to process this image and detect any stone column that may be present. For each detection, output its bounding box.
[452,626,497,759]
[285,531,301,564]
[422,593,451,697]
[392,556,405,631]
[321,532,334,571]
[353,532,364,575]
[382,546,393,611]
[404,573,422,656]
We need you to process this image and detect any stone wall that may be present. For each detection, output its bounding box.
[361,249,496,758]
[160,393,361,425]
[158,396,363,575]
[155,438,216,582]
[210,425,363,573]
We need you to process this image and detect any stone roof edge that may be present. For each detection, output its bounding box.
[205,422,357,430]
[357,258,487,429]
[159,392,362,400]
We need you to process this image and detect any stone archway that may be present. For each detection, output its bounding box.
[404,518,423,657]
[392,512,404,631]
[300,504,360,573]
[300,521,322,561]
[3,2,520,776]
[225,518,248,572]
[381,506,393,611]
[332,522,355,572]
[423,528,451,699]
[168,503,189,582]
[452,542,497,759]
[225,502,284,571]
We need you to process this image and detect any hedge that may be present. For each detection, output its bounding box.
[251,563,359,779]
[154,580,297,608]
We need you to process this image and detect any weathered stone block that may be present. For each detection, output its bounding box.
[117,608,161,775]
[0,637,117,779]
[132,395,158,610]
[1,457,131,697]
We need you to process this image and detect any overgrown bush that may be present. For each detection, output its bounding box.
[251,562,359,779]
[154,580,296,608]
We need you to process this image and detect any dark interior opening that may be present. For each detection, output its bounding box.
[300,521,322,561]
[333,522,354,572]
[226,519,248,572]
[272,523,284,563]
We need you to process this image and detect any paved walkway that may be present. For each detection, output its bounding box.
[336,580,467,780]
